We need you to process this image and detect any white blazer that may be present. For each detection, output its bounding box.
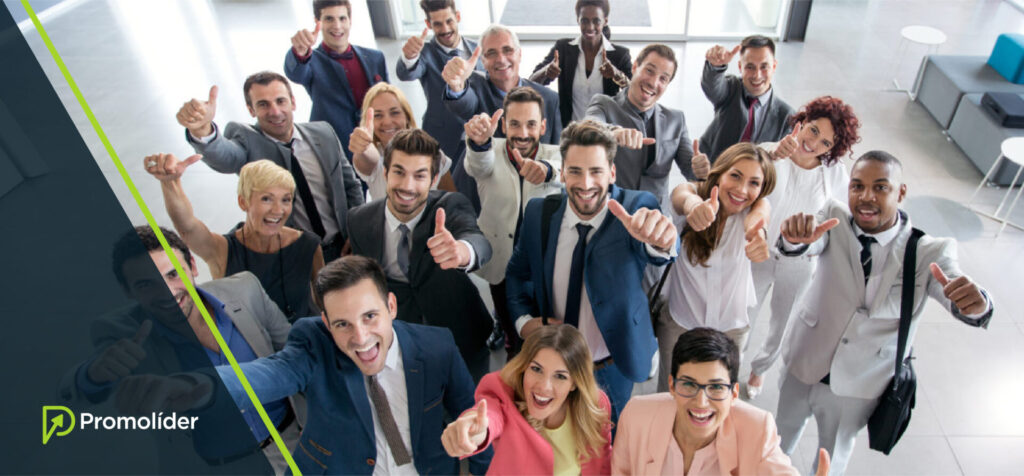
[465,138,563,284]
[781,200,991,400]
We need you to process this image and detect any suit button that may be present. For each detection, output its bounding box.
[367,458,375,466]
[841,338,849,344]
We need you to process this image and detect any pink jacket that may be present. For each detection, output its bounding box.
[611,393,797,476]
[468,372,613,475]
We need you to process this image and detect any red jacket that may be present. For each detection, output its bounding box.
[468,372,613,475]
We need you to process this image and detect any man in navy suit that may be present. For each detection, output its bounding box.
[396,0,482,159]
[217,255,491,475]
[285,0,389,160]
[504,120,679,422]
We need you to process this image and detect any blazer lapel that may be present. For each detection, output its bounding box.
[295,124,334,179]
[366,201,387,264]
[353,45,380,86]
[646,397,677,475]
[322,48,356,104]
[870,212,913,312]
[564,43,580,80]
[222,297,273,356]
[338,353,375,442]
[543,197,568,315]
[715,411,740,476]
[655,106,668,163]
[397,324,425,453]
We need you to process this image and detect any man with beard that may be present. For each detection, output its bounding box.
[346,129,494,382]
[441,24,561,212]
[58,226,302,473]
[463,87,564,358]
[504,120,679,423]
[775,152,992,475]
[396,0,482,159]
[177,71,364,262]
[586,44,708,206]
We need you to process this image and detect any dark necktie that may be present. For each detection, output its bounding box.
[287,140,326,239]
[397,224,411,278]
[858,235,876,285]
[643,112,656,169]
[367,375,412,466]
[740,96,760,142]
[564,223,592,328]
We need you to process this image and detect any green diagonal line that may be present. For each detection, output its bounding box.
[20,2,300,473]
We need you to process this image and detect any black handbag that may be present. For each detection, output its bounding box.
[867,227,924,455]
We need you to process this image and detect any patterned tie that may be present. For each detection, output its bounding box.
[740,96,760,142]
[858,235,876,285]
[287,140,326,239]
[397,224,411,278]
[564,223,592,328]
[367,375,412,466]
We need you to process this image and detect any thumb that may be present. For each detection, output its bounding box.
[789,122,802,139]
[133,319,153,345]
[692,139,701,155]
[363,107,375,130]
[511,148,525,167]
[469,45,481,64]
[730,44,741,56]
[602,49,608,62]
[814,217,841,236]
[183,154,203,167]
[745,218,765,241]
[929,263,950,286]
[421,27,429,40]
[607,199,632,223]
[490,108,504,131]
[207,85,218,105]
[312,21,321,35]
[553,50,559,64]
[708,186,719,206]
[814,449,831,476]
[642,137,656,145]
[434,208,447,234]
[474,399,488,427]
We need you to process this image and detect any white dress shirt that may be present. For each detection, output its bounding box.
[569,36,611,122]
[365,336,417,475]
[382,200,476,282]
[668,209,757,332]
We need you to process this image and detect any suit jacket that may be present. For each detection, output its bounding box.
[469,372,612,475]
[218,318,491,475]
[347,191,494,359]
[188,121,364,242]
[698,61,795,162]
[464,139,563,284]
[395,36,483,159]
[284,45,389,158]
[612,393,797,476]
[782,201,993,400]
[586,89,695,202]
[532,37,633,127]
[505,185,674,382]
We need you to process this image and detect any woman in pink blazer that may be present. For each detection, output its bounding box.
[612,328,830,476]
[442,325,613,475]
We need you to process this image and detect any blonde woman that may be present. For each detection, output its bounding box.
[144,154,323,320]
[442,325,612,475]
[348,82,454,200]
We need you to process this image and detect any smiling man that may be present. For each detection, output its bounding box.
[345,129,495,382]
[585,44,704,205]
[217,255,491,475]
[396,0,482,159]
[285,0,389,160]
[505,120,679,423]
[700,35,795,163]
[775,151,992,475]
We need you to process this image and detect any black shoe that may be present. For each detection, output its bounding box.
[486,321,505,350]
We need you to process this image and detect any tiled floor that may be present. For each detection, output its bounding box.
[11,0,1024,474]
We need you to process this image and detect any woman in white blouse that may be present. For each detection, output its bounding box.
[746,96,861,398]
[654,142,776,392]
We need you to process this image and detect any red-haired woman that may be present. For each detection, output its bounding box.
[746,96,861,398]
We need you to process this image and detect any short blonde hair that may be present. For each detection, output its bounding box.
[361,82,417,145]
[237,159,296,203]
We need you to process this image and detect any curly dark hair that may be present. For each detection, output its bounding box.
[789,96,861,165]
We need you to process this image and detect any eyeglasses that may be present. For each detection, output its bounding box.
[672,378,733,401]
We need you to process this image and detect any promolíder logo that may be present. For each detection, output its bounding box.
[42,405,198,445]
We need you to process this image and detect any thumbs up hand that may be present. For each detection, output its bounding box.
[403,27,430,60]
[599,49,626,86]
[349,108,376,156]
[930,263,987,315]
[744,217,769,262]
[442,46,482,93]
[144,153,202,182]
[691,139,710,180]
[291,22,320,57]
[512,148,550,185]
[87,320,152,384]
[543,50,561,80]
[609,199,677,251]
[613,128,655,150]
[686,186,719,232]
[772,123,803,160]
[427,208,471,269]
[442,399,490,457]
[781,213,839,245]
[176,85,218,137]
[464,109,503,146]
[706,44,741,67]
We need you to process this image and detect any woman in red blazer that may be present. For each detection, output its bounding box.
[442,324,612,475]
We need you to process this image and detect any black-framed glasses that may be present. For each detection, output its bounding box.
[672,378,733,401]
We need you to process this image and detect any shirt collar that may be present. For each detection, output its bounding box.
[624,88,656,120]
[382,330,401,371]
[568,35,611,52]
[384,201,427,232]
[745,87,772,107]
[851,211,904,247]
[262,126,300,145]
[563,197,609,229]
[437,35,466,55]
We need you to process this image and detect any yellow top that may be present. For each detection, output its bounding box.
[543,418,581,476]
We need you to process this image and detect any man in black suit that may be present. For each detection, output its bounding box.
[347,129,494,381]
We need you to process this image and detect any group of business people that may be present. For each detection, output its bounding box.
[120,0,997,474]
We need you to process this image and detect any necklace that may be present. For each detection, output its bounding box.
[239,226,293,318]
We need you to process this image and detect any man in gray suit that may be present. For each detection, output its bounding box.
[396,0,482,159]
[176,71,364,261]
[700,35,795,163]
[60,226,302,474]
[775,152,992,476]
[585,44,708,205]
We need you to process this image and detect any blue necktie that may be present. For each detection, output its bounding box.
[564,223,592,328]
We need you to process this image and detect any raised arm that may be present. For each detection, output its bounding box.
[463,109,505,178]
[701,44,741,108]
[529,45,560,85]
